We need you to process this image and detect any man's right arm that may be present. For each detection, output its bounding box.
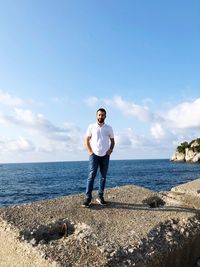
[85,136,93,155]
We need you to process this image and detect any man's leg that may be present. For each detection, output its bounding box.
[98,154,110,198]
[85,154,98,201]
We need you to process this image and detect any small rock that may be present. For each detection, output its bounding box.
[185,231,189,238]
[30,238,36,245]
[128,248,134,253]
[172,224,177,230]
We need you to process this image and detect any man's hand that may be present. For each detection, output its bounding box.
[106,149,113,156]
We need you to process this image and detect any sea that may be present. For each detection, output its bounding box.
[1,159,200,208]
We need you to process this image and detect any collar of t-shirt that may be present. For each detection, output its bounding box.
[96,122,105,127]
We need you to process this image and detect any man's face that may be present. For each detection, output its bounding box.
[97,111,106,124]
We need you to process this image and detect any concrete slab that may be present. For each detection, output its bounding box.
[171,178,200,196]
[0,184,200,267]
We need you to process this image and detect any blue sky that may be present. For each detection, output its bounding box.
[0,0,200,163]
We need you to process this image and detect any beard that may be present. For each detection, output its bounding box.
[98,118,105,124]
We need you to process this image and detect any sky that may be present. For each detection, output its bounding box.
[0,0,200,163]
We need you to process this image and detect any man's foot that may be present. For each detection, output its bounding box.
[82,198,91,208]
[96,196,107,205]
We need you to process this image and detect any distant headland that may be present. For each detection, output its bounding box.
[171,138,200,163]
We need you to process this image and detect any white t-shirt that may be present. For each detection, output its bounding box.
[86,123,114,156]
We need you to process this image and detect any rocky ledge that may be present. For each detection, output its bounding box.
[1,181,200,267]
[171,138,200,162]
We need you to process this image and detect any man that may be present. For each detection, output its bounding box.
[82,108,115,207]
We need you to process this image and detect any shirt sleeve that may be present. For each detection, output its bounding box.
[86,124,92,137]
[109,126,114,138]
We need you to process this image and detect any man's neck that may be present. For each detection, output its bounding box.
[97,122,105,127]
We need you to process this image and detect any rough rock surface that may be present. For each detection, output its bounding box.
[0,183,200,267]
[171,138,200,162]
[171,151,185,162]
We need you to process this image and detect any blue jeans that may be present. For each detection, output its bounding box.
[85,153,110,200]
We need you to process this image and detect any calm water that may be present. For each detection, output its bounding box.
[1,159,200,207]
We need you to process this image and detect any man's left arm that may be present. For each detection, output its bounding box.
[107,138,115,155]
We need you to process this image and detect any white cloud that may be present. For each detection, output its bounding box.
[164,98,200,129]
[0,107,85,156]
[150,123,166,140]
[84,96,99,107]
[0,90,24,107]
[114,127,174,159]
[102,96,200,157]
[105,95,200,131]
[1,108,73,141]
[104,95,155,122]
[1,91,200,162]
[0,136,35,152]
[116,128,143,149]
[85,95,200,144]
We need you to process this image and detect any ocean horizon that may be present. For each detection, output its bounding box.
[1,159,200,208]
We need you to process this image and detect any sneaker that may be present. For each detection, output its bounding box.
[82,198,91,208]
[96,196,107,205]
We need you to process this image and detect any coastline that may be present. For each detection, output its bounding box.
[1,180,200,266]
[2,159,200,208]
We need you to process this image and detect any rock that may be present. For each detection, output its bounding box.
[142,195,165,208]
[192,153,200,162]
[185,148,196,162]
[171,152,185,162]
[171,137,200,163]
[191,140,200,147]
[1,184,200,267]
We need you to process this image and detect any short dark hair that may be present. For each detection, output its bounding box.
[96,108,106,114]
